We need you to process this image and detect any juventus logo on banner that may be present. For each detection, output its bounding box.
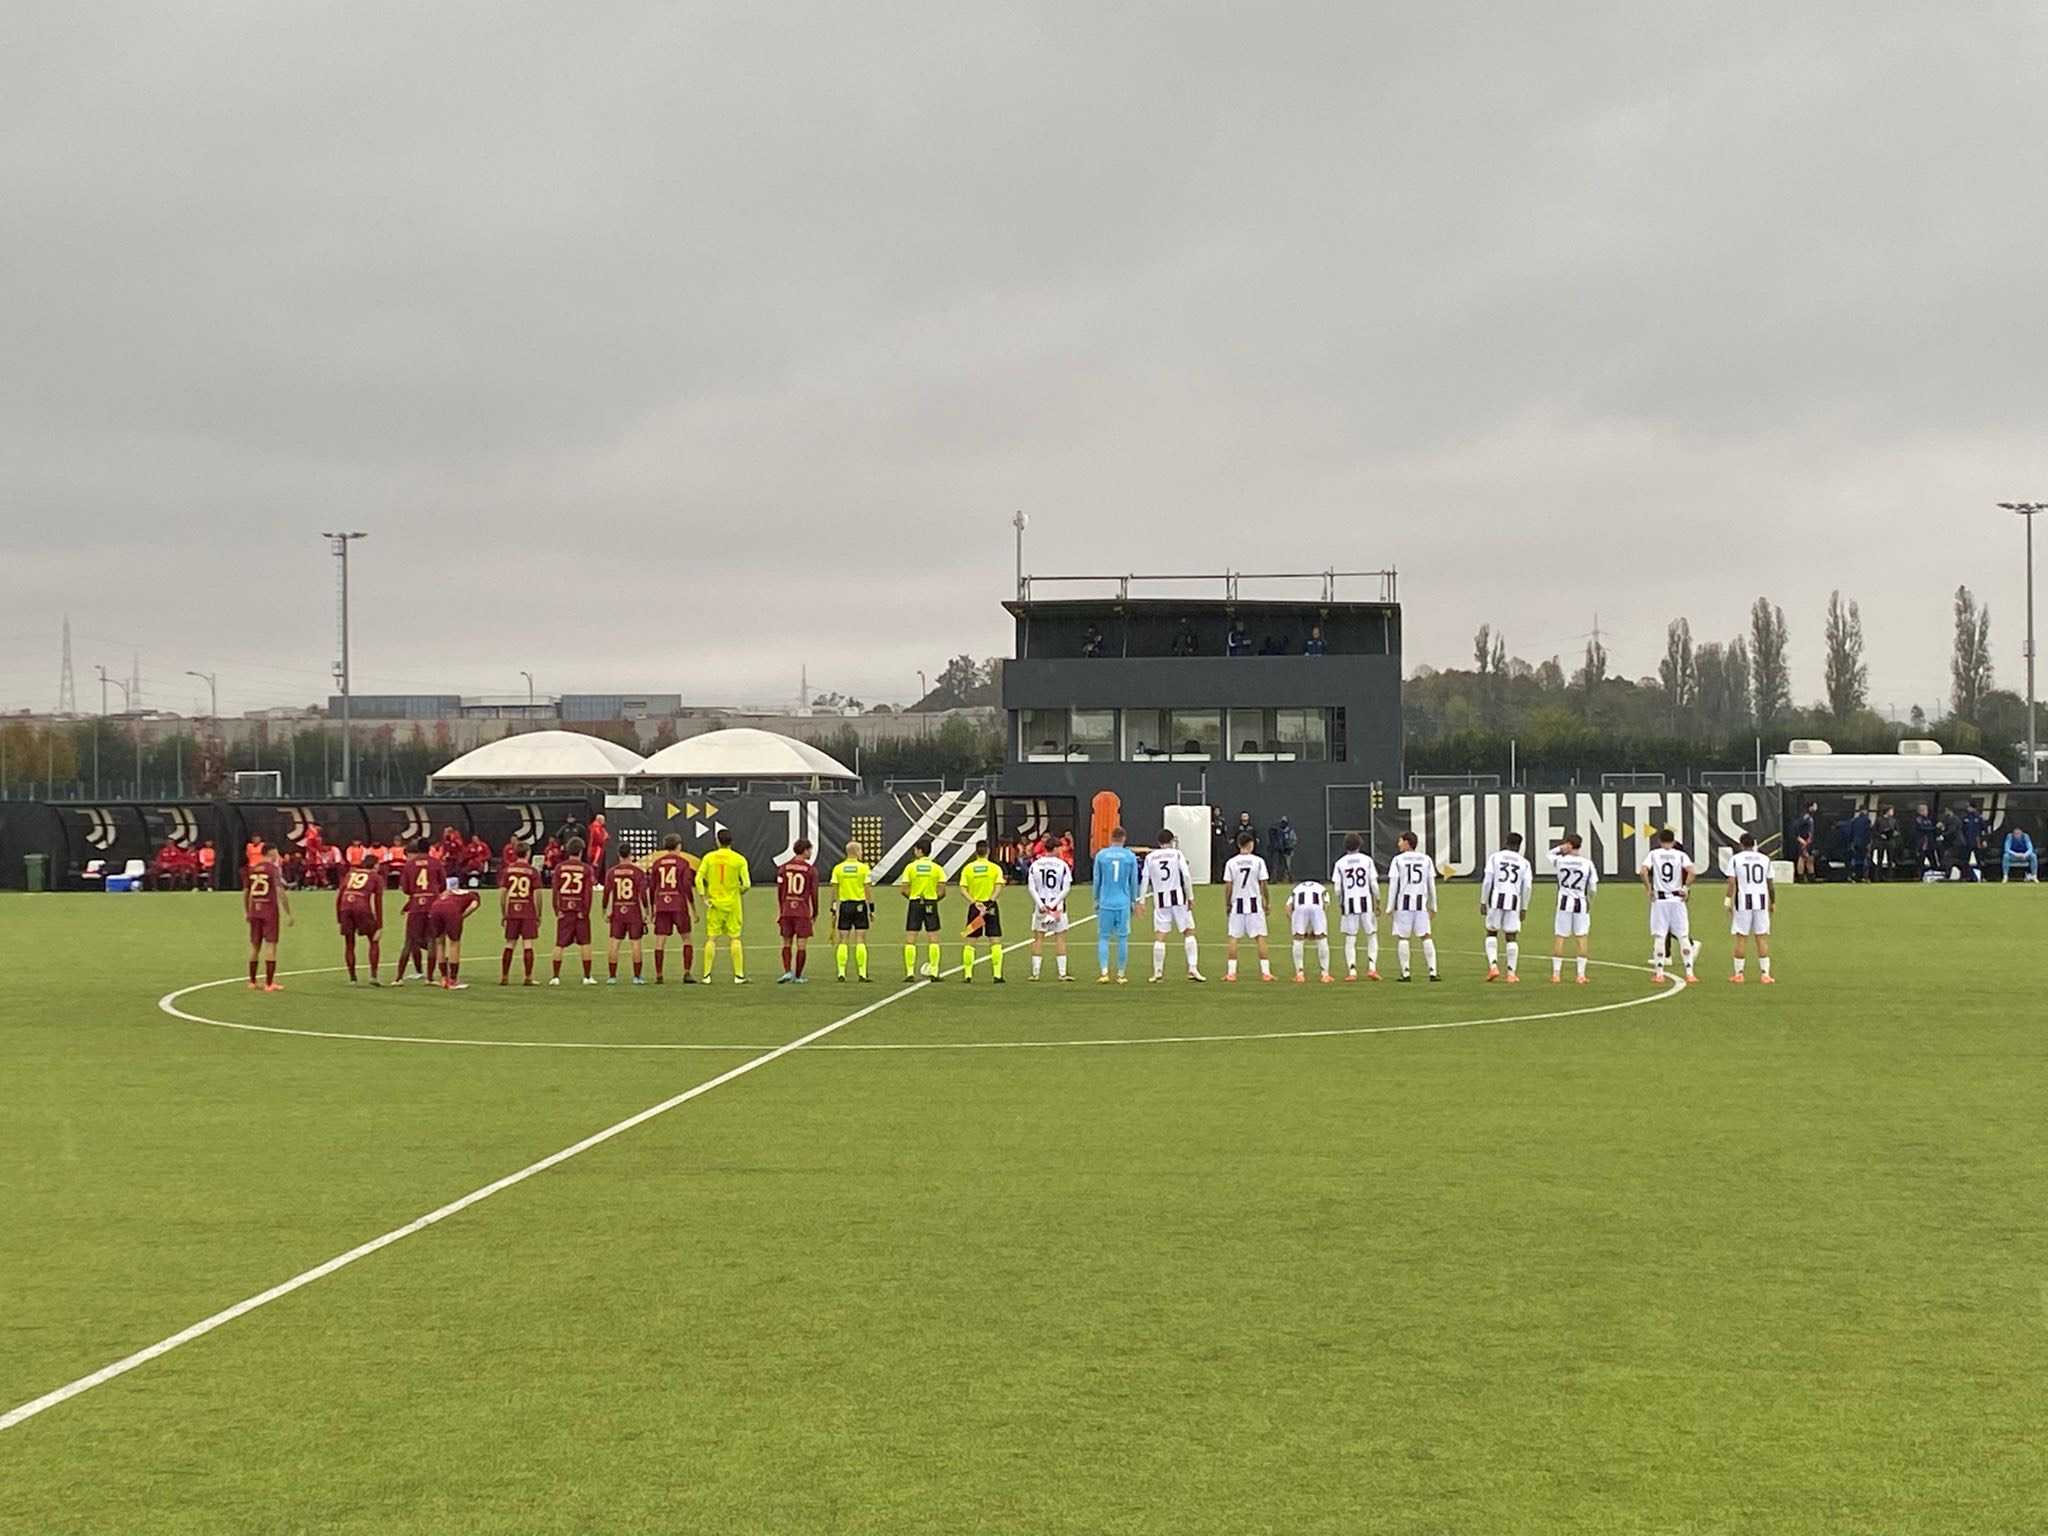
[512,802,545,844]
[155,807,200,848]
[82,808,118,850]
[1375,789,1781,879]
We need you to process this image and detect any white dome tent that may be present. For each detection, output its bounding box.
[428,730,648,792]
[636,727,858,790]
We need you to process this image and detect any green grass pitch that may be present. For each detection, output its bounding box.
[2,880,2043,1534]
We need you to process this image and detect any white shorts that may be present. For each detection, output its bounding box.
[1340,909,1377,936]
[1151,905,1197,934]
[1032,906,1068,936]
[1553,911,1591,938]
[1649,898,1691,939]
[1290,908,1327,938]
[1391,910,1432,939]
[1483,906,1523,934]
[1730,908,1772,936]
[1227,910,1268,940]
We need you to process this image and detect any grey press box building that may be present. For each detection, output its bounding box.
[997,571,1404,873]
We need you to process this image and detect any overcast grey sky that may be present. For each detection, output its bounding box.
[5,2,2045,717]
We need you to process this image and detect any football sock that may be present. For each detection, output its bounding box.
[853,943,865,979]
[1576,955,1587,980]
[1317,938,1330,973]
[581,957,593,979]
[1183,935,1199,973]
[369,940,380,981]
[552,957,563,979]
[730,940,745,978]
[248,958,259,984]
[1226,958,1238,979]
[1031,954,1043,978]
[448,961,460,983]
[1344,935,1357,971]
[1367,934,1380,970]
[1114,934,1128,972]
[1734,956,1747,975]
[989,945,1002,979]
[1505,941,1518,974]
[1552,956,1564,979]
[501,947,513,982]
[962,945,975,975]
[1292,940,1306,973]
[609,960,618,979]
[1056,954,1068,978]
[1398,939,1411,977]
[1759,957,1772,976]
[344,938,357,981]
[264,960,276,986]
[926,943,939,975]
[904,944,917,976]
[654,948,665,979]
[523,949,534,980]
[1098,934,1110,972]
[633,957,642,979]
[1153,940,1167,978]
[781,943,792,973]
[836,943,848,977]
[1485,936,1499,966]
[1422,939,1438,976]
[795,949,807,977]
[683,944,695,974]
[1259,958,1271,978]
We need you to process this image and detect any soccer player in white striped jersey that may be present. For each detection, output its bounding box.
[1140,830,1204,982]
[1725,831,1777,984]
[1478,832,1534,982]
[1287,880,1333,983]
[1384,831,1440,982]
[1330,833,1381,981]
[1640,828,1699,985]
[1026,851,1075,981]
[1221,832,1274,982]
[1549,832,1599,984]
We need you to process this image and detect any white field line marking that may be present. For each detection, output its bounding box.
[5,928,1067,1437]
[157,944,1681,1054]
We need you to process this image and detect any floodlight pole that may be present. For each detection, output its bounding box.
[1011,510,1028,599]
[323,532,368,795]
[1998,502,2042,783]
[520,670,535,706]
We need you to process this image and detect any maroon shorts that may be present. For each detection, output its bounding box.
[246,911,280,945]
[653,908,691,937]
[502,914,539,942]
[336,907,379,939]
[778,914,814,939]
[428,908,468,943]
[555,911,591,948]
[405,908,433,950]
[609,908,645,941]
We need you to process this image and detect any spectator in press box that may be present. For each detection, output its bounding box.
[1226,618,1251,656]
[1081,623,1105,658]
[1304,624,1328,656]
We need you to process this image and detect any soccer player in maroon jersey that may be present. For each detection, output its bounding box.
[335,857,386,985]
[242,843,293,992]
[549,836,597,985]
[775,839,821,983]
[499,841,544,985]
[603,850,650,984]
[647,834,698,984]
[427,879,482,990]
[392,837,442,986]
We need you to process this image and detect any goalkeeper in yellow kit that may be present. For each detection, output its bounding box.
[695,827,750,983]
[958,840,1007,983]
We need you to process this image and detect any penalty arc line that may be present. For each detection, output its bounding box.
[3,920,1090,1437]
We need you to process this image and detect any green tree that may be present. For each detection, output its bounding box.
[1748,599,1790,724]
[1822,590,1868,720]
[1950,585,1994,722]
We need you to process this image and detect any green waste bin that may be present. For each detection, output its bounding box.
[23,854,49,892]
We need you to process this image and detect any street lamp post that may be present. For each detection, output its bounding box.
[1012,510,1028,599]
[520,670,535,707]
[184,669,218,718]
[1998,502,2043,783]
[322,532,368,795]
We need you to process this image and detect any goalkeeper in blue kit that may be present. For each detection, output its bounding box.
[1091,826,1140,984]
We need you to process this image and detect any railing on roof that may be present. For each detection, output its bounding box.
[1017,569,1397,605]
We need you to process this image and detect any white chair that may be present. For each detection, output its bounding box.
[80,859,106,885]
[122,859,147,881]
